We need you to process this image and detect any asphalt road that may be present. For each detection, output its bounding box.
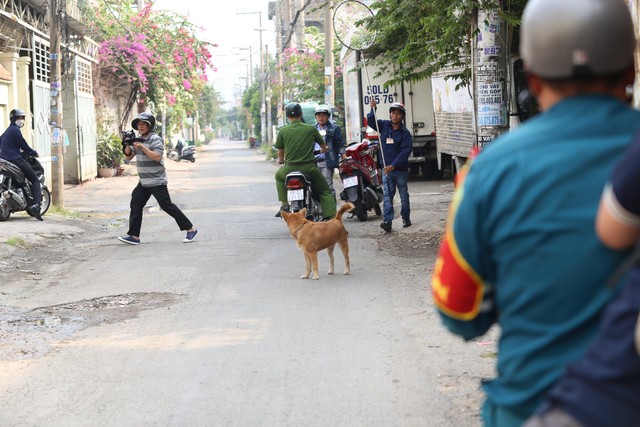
[0,138,497,426]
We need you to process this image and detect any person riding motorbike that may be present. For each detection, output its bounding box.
[314,105,344,199]
[0,108,42,221]
[274,102,336,219]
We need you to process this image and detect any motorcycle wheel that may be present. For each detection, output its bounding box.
[190,158,195,163]
[0,203,10,221]
[0,186,10,221]
[169,151,179,161]
[40,187,51,216]
[374,203,382,216]
[290,200,303,212]
[354,201,368,222]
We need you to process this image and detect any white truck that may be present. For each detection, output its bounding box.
[341,50,441,178]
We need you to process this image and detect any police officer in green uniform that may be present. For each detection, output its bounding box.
[275,102,337,219]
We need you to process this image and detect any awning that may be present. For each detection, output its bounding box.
[0,63,12,82]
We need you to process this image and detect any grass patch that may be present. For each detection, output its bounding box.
[47,205,86,219]
[5,237,27,247]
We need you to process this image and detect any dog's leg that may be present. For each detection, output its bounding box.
[301,252,311,279]
[310,251,320,280]
[327,245,335,275]
[339,238,350,275]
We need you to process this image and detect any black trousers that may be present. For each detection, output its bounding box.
[127,182,193,237]
[11,157,41,206]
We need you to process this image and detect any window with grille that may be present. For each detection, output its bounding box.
[77,60,92,93]
[34,40,50,82]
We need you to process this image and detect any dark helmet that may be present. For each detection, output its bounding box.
[131,112,156,130]
[10,108,26,122]
[284,102,302,118]
[389,102,406,115]
[315,105,331,116]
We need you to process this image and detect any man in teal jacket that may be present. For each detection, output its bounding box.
[432,0,640,425]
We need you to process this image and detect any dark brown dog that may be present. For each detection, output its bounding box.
[280,203,354,280]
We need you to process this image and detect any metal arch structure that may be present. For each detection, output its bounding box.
[0,0,98,62]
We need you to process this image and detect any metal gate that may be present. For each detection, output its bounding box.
[32,38,52,189]
[65,58,96,183]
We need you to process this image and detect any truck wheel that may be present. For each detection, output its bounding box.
[355,202,368,221]
[422,160,441,179]
[421,161,432,179]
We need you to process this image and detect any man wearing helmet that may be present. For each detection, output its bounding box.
[274,102,336,219]
[432,0,640,425]
[313,105,344,199]
[367,100,413,232]
[118,112,198,245]
[0,108,42,220]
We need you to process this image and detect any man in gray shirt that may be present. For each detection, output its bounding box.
[118,112,198,245]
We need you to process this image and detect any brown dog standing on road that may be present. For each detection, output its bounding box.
[280,202,354,280]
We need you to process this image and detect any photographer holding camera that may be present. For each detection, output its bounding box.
[118,112,198,245]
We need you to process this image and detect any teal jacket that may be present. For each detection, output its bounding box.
[438,95,640,425]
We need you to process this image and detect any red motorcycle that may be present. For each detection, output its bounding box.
[339,138,383,221]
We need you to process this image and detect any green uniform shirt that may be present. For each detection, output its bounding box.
[275,120,324,163]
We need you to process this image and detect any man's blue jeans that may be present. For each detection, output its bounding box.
[382,170,410,224]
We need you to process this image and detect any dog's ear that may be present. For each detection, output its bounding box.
[300,207,307,216]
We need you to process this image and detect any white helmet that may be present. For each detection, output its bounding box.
[315,105,331,116]
[520,0,635,79]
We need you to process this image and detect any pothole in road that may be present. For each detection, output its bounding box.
[0,292,183,361]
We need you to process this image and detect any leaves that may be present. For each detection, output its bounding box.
[91,0,215,129]
[96,127,125,168]
[362,0,527,87]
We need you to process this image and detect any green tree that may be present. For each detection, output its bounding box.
[277,27,326,102]
[92,0,215,129]
[242,80,262,139]
[198,85,223,131]
[358,0,527,87]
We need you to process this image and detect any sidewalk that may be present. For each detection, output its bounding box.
[0,157,188,251]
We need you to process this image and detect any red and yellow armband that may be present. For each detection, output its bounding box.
[432,147,485,320]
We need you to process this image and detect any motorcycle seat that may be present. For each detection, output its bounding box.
[285,171,313,186]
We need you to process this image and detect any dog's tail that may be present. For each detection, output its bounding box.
[336,202,355,222]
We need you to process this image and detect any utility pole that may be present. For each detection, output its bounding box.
[237,11,266,145]
[257,12,266,147]
[49,0,64,206]
[247,46,253,85]
[265,43,272,146]
[474,3,509,149]
[324,0,335,108]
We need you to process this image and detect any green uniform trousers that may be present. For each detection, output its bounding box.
[275,162,336,218]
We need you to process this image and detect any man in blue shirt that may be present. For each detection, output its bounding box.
[367,100,413,232]
[0,108,42,221]
[432,0,640,425]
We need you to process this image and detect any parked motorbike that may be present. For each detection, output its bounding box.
[0,153,51,221]
[285,170,323,222]
[339,139,383,221]
[169,141,196,162]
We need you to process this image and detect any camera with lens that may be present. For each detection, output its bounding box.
[121,129,137,146]
[121,129,143,153]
